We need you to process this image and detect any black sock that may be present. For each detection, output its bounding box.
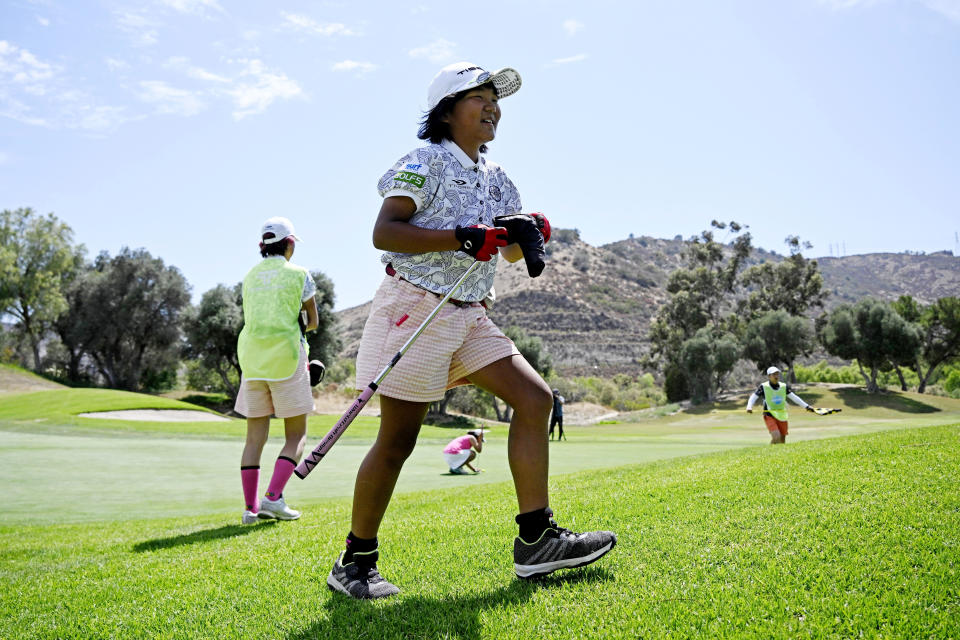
[516,508,554,543]
[344,531,378,564]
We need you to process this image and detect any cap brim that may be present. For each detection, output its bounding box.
[490,67,521,99]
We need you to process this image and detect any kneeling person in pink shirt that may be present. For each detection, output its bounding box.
[443,429,485,474]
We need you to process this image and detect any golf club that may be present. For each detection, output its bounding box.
[295,260,482,479]
[813,407,842,416]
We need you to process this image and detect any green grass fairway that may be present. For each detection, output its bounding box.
[1,424,957,638]
[2,385,959,524]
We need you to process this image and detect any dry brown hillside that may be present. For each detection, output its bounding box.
[335,235,960,376]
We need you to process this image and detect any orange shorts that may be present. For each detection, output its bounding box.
[355,275,519,403]
[763,414,788,437]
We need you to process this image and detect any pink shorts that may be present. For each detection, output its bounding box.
[355,275,519,403]
[234,346,315,418]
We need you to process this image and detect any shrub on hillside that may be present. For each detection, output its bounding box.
[552,372,665,411]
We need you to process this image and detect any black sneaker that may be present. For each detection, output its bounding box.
[514,521,617,579]
[327,551,399,600]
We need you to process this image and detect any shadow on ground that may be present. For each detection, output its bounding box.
[289,566,614,639]
[683,387,942,416]
[132,521,277,552]
[836,388,940,413]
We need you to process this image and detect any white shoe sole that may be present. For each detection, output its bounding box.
[259,508,300,521]
[514,540,615,579]
[327,570,350,595]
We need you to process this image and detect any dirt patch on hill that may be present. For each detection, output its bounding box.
[562,402,619,425]
[0,367,65,394]
[311,388,381,417]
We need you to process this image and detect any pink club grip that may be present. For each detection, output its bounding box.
[294,384,377,479]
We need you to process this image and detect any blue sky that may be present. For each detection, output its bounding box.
[2,0,959,310]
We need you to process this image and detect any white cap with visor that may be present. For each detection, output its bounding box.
[766,366,781,375]
[426,61,522,112]
[260,216,301,244]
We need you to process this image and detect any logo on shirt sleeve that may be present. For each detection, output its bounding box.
[395,171,426,188]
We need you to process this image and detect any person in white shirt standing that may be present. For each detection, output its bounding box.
[325,61,616,600]
[746,366,817,444]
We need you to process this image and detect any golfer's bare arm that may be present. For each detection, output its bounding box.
[472,435,483,453]
[372,196,459,253]
[301,297,319,332]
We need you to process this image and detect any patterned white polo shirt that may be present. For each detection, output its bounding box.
[377,138,522,302]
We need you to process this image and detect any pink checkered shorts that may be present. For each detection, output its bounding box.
[355,275,519,402]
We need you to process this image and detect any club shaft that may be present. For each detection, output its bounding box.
[295,261,481,479]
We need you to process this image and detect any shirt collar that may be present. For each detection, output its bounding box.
[441,138,484,171]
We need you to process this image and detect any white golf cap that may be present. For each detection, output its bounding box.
[426,61,522,112]
[260,216,300,244]
[766,366,781,375]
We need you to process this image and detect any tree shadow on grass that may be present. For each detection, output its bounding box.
[132,521,277,552]
[289,566,614,640]
[684,398,746,415]
[836,388,940,413]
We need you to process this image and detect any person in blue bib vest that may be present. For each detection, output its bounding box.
[746,366,817,444]
[234,217,319,524]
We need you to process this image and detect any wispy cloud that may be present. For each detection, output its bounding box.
[920,0,960,21]
[562,19,584,35]
[164,56,231,83]
[1,41,130,131]
[105,57,130,72]
[159,0,224,16]
[114,10,160,46]
[331,60,377,74]
[281,12,355,36]
[408,39,456,63]
[138,80,206,116]
[227,59,302,120]
[0,151,9,166]
[551,54,588,65]
[0,40,57,94]
[819,0,960,21]
[36,15,50,27]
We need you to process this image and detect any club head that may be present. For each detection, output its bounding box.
[309,360,326,386]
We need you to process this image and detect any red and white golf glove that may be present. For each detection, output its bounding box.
[455,224,508,261]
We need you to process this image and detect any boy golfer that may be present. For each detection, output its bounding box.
[326,61,616,600]
[746,366,817,444]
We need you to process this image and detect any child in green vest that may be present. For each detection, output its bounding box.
[234,217,319,524]
[746,366,817,444]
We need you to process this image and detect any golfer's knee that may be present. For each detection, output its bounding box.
[515,384,553,420]
[376,436,418,467]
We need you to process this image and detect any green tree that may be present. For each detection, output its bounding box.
[677,328,740,403]
[49,265,100,384]
[82,248,191,391]
[182,284,243,396]
[818,299,921,393]
[742,310,814,382]
[740,235,826,318]
[303,270,342,367]
[0,208,84,371]
[648,221,752,401]
[894,295,960,393]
